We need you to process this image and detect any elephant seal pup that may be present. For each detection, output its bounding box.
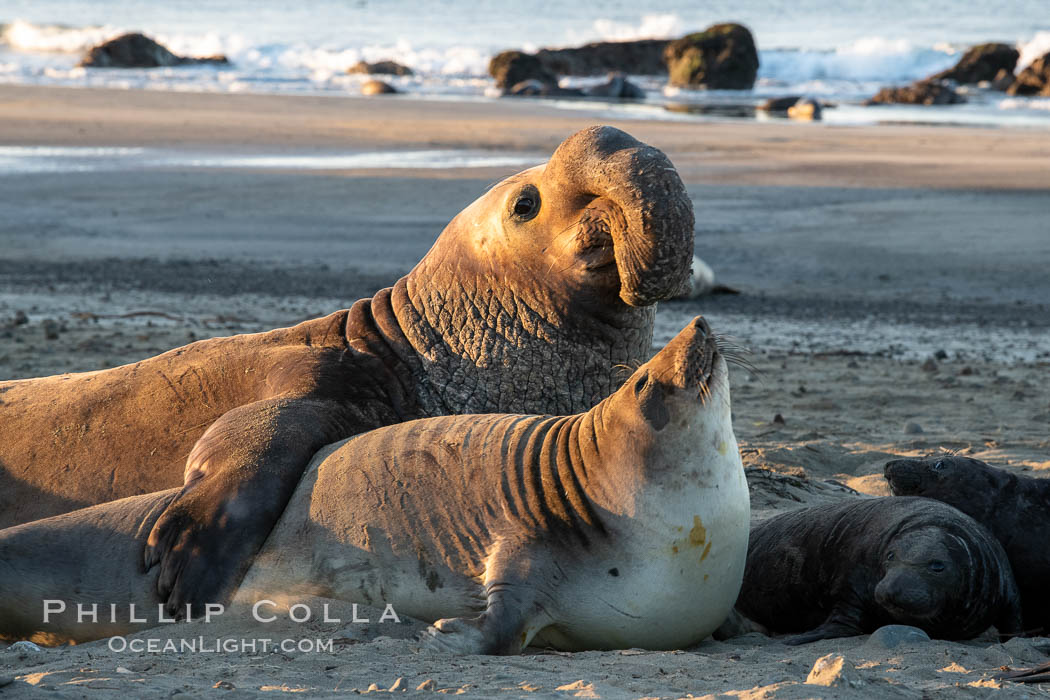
[0,126,695,613]
[885,455,1050,634]
[735,497,1022,645]
[0,317,750,653]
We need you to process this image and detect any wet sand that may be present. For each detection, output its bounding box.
[1,84,1049,698]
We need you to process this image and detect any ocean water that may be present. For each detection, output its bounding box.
[1,0,1049,128]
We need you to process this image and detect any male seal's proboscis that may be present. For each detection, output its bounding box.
[734,497,1023,644]
[0,317,750,654]
[0,126,695,614]
[885,455,1050,634]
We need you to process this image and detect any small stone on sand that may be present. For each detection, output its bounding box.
[806,653,862,687]
[864,625,931,650]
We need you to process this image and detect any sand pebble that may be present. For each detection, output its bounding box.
[555,680,598,697]
[864,625,930,650]
[6,641,42,654]
[806,653,863,687]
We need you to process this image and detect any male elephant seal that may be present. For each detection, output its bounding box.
[0,317,750,653]
[734,497,1022,644]
[0,126,695,613]
[885,455,1050,634]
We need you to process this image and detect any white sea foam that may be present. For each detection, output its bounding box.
[580,14,684,43]
[0,19,114,53]
[759,38,957,86]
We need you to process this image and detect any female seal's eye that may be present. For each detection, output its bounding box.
[511,188,540,220]
[929,561,946,573]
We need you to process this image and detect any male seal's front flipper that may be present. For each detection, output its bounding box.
[422,542,555,655]
[144,395,358,613]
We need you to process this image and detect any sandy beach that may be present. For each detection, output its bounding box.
[1,84,1049,698]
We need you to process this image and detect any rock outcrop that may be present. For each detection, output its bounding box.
[79,33,228,68]
[930,43,1018,85]
[489,51,558,90]
[534,39,668,76]
[1007,52,1050,96]
[347,60,413,76]
[864,79,965,105]
[663,23,759,90]
[361,79,397,95]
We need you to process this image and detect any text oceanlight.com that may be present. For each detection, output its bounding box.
[108,637,336,653]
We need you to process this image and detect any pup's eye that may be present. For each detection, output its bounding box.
[929,561,946,573]
[511,187,540,220]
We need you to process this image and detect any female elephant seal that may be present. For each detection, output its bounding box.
[734,497,1022,644]
[0,317,750,653]
[0,126,695,614]
[885,455,1050,634]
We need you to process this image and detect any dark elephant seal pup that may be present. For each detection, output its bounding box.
[0,317,751,654]
[886,455,1050,634]
[734,497,1022,645]
[0,126,695,613]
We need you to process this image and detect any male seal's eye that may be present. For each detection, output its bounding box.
[511,187,540,220]
[929,561,946,573]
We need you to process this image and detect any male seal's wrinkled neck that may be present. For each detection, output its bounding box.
[361,126,695,417]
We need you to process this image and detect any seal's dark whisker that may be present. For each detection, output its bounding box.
[714,333,751,355]
[722,350,763,381]
[612,360,643,380]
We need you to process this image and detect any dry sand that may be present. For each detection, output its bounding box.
[1,85,1049,698]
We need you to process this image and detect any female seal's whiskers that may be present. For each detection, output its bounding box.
[714,333,761,380]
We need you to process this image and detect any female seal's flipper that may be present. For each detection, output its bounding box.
[420,541,557,655]
[0,490,176,644]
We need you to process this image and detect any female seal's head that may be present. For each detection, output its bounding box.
[600,316,739,476]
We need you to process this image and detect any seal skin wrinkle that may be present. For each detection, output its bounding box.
[885,456,1050,635]
[0,317,750,654]
[734,498,1023,645]
[0,126,695,613]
